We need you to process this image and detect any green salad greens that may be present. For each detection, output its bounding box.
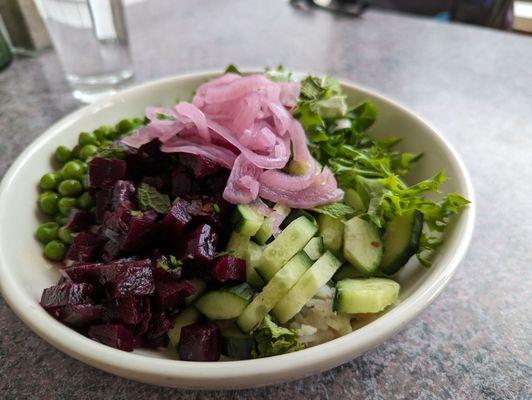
[295,74,469,266]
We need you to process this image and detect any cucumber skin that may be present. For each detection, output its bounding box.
[257,216,318,281]
[221,334,256,360]
[381,210,424,275]
[343,216,383,275]
[333,278,400,314]
[232,205,264,236]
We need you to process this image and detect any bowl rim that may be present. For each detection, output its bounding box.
[0,70,475,388]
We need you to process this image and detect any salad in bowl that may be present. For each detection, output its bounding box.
[34,66,469,361]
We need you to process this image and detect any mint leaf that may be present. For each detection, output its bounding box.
[252,315,304,358]
[155,113,175,121]
[312,202,355,219]
[93,143,127,160]
[137,183,171,214]
[265,65,292,82]
[225,64,241,75]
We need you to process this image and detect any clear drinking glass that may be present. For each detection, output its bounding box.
[40,0,134,102]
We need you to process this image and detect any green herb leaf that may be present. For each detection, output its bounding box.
[225,64,241,75]
[137,183,171,214]
[155,112,176,121]
[252,315,304,358]
[93,143,127,160]
[312,202,355,219]
[265,65,292,82]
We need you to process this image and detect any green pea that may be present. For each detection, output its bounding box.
[57,226,74,244]
[79,144,98,161]
[61,161,84,180]
[39,172,62,191]
[71,145,81,159]
[58,196,77,216]
[79,131,98,146]
[81,174,89,190]
[58,179,83,197]
[77,191,94,209]
[43,240,67,261]
[38,192,60,215]
[93,126,113,141]
[55,146,72,164]
[55,215,68,225]
[35,222,59,244]
[116,119,135,134]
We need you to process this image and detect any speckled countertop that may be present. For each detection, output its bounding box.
[0,1,531,398]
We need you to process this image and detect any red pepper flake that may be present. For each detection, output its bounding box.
[371,241,380,248]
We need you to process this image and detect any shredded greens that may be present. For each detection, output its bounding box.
[295,75,469,266]
[252,315,304,358]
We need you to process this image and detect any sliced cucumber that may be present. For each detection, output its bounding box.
[333,264,364,281]
[344,188,365,211]
[343,216,382,275]
[232,204,264,236]
[195,283,255,320]
[283,209,317,228]
[272,251,342,323]
[246,242,265,288]
[227,232,250,259]
[333,278,399,314]
[185,278,207,305]
[221,326,256,359]
[257,216,318,282]
[318,214,344,257]
[167,307,201,347]
[253,204,291,245]
[381,210,424,275]
[303,236,324,261]
[237,252,312,333]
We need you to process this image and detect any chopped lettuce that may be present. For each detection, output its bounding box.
[252,315,304,358]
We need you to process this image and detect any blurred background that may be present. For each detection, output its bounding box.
[0,0,530,102]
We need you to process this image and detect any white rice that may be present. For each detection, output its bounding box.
[288,285,354,346]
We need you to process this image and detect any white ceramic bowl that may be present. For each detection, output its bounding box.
[0,71,475,389]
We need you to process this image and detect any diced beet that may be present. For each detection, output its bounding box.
[151,261,182,282]
[59,304,102,327]
[171,168,192,197]
[144,334,169,348]
[178,322,221,361]
[134,297,152,335]
[188,198,222,229]
[110,180,136,210]
[161,199,194,238]
[88,157,127,190]
[142,176,166,192]
[98,259,154,298]
[178,153,221,178]
[88,324,135,351]
[211,256,246,284]
[65,208,94,232]
[154,280,196,310]
[40,282,94,309]
[64,231,103,264]
[121,211,158,252]
[62,262,103,284]
[95,189,111,224]
[201,171,230,195]
[147,312,172,340]
[183,224,218,265]
[103,297,145,324]
[101,207,158,260]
